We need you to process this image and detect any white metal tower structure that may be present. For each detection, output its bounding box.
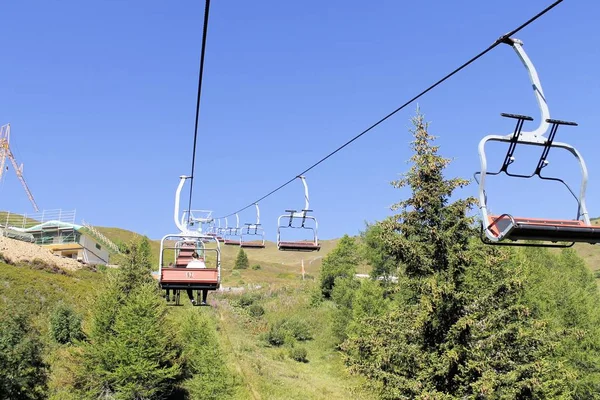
[0,124,39,212]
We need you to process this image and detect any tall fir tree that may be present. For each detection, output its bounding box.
[71,237,181,399]
[341,109,569,398]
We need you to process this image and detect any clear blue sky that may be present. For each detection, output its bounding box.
[1,0,599,242]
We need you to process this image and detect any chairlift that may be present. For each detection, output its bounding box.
[240,203,266,248]
[156,175,221,306]
[277,175,320,251]
[475,37,600,247]
[214,218,226,243]
[224,213,242,246]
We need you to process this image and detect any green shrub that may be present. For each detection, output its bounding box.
[248,304,265,317]
[319,235,361,298]
[238,292,259,307]
[266,318,312,347]
[309,285,323,308]
[282,318,312,341]
[251,264,261,270]
[289,346,308,363]
[266,324,286,346]
[49,304,84,345]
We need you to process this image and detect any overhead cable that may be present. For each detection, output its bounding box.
[215,0,564,219]
[187,0,212,225]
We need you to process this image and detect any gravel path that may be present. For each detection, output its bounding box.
[0,236,83,271]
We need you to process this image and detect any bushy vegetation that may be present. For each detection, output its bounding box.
[177,310,237,399]
[265,317,313,347]
[248,303,265,317]
[237,291,260,307]
[0,236,237,400]
[0,310,48,399]
[49,303,84,345]
[319,235,361,298]
[289,346,308,363]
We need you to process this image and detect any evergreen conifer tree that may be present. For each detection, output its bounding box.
[341,109,569,398]
[72,237,181,399]
[234,248,249,270]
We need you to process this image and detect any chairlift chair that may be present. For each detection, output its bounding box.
[277,176,320,251]
[224,213,242,246]
[157,176,222,305]
[205,218,218,237]
[215,218,226,243]
[240,203,266,248]
[475,37,600,247]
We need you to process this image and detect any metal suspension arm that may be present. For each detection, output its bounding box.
[174,175,190,233]
[299,175,310,211]
[502,37,550,139]
[255,203,260,225]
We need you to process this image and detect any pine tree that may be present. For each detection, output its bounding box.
[71,237,182,399]
[234,248,249,270]
[116,236,154,294]
[341,109,569,398]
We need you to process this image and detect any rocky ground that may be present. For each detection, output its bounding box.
[0,236,84,271]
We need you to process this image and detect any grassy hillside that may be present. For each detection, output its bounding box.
[3,218,600,398]
[569,218,600,274]
[210,286,374,399]
[544,218,600,277]
[0,233,372,399]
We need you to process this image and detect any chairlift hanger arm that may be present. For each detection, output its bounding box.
[298,175,310,211]
[501,37,550,139]
[174,176,192,233]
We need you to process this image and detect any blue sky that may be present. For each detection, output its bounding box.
[1,0,599,242]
